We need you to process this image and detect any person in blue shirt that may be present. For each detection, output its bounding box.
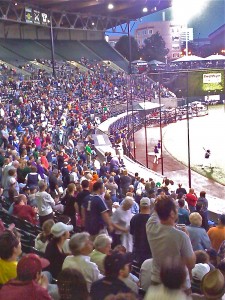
[177,198,190,225]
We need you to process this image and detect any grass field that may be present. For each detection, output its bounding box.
[163,105,225,185]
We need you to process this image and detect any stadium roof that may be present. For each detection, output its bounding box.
[0,0,171,30]
[22,0,172,19]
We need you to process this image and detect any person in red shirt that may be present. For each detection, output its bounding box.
[13,194,38,225]
[185,188,198,213]
[0,253,51,300]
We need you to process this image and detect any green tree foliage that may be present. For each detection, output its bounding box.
[115,35,139,61]
[141,32,169,62]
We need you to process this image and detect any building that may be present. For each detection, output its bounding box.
[135,21,193,60]
[107,35,123,47]
[208,24,225,53]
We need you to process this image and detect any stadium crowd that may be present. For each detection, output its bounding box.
[0,58,225,300]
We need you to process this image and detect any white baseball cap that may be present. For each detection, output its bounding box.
[140,197,151,206]
[51,222,73,237]
[192,263,210,281]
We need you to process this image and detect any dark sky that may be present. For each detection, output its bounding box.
[107,0,225,39]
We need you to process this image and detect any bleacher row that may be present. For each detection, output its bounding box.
[0,39,128,73]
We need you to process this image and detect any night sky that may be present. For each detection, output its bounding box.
[107,0,225,39]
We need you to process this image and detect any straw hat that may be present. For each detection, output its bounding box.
[201,269,225,299]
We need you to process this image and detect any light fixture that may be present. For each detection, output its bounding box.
[108,3,114,10]
[15,2,18,5]
[92,22,95,26]
[143,7,148,13]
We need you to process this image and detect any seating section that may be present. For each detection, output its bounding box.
[81,40,129,71]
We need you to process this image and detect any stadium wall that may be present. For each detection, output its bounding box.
[0,23,104,41]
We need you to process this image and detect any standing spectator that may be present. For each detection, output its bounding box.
[112,196,134,251]
[196,202,209,231]
[197,191,208,212]
[45,222,73,279]
[35,180,55,226]
[82,182,113,239]
[176,184,187,196]
[130,197,152,265]
[146,195,196,291]
[177,199,190,225]
[208,214,225,251]
[186,188,198,213]
[105,176,118,202]
[186,213,211,251]
[76,180,90,218]
[61,183,78,229]
[120,170,132,196]
[136,178,145,195]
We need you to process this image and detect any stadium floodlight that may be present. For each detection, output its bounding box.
[143,7,148,13]
[108,3,114,10]
[172,0,211,23]
[172,0,211,55]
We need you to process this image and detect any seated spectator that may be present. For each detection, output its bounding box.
[140,258,153,291]
[208,214,225,251]
[177,199,190,225]
[192,269,225,299]
[57,268,89,300]
[90,252,132,300]
[105,176,118,203]
[191,263,210,294]
[90,234,112,274]
[144,257,191,300]
[130,197,152,265]
[0,253,51,300]
[45,222,73,279]
[62,232,103,292]
[187,212,211,251]
[35,219,55,252]
[0,229,22,285]
[13,194,38,225]
[195,250,214,270]
[206,248,218,268]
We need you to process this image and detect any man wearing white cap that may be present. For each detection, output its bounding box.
[130,197,152,266]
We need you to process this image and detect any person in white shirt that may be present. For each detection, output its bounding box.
[140,258,153,291]
[136,178,145,195]
[62,232,103,292]
[35,180,55,226]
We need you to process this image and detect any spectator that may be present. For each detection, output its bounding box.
[35,219,55,253]
[76,179,90,217]
[140,258,153,291]
[13,194,38,225]
[186,212,211,251]
[130,197,152,265]
[90,252,132,300]
[105,176,118,203]
[90,234,112,274]
[196,202,209,231]
[45,222,73,279]
[0,253,51,300]
[61,183,78,229]
[197,191,208,212]
[120,170,132,196]
[36,180,55,226]
[176,183,187,196]
[191,263,210,294]
[62,232,103,291]
[112,196,134,251]
[82,181,113,239]
[0,229,22,285]
[208,214,225,251]
[57,268,89,300]
[185,188,198,213]
[146,195,196,292]
[177,198,190,225]
[144,257,191,300]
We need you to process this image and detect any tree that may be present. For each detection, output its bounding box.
[141,32,169,62]
[115,35,139,61]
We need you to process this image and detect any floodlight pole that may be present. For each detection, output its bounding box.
[50,14,56,78]
[186,72,191,187]
[185,22,188,56]
[128,20,136,159]
[158,72,164,175]
[143,74,149,168]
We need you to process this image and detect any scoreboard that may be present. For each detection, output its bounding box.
[25,7,49,25]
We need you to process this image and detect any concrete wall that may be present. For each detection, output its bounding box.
[0,22,104,41]
[152,97,178,108]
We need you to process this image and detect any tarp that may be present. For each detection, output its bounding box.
[148,59,165,65]
[172,55,203,62]
[204,54,225,61]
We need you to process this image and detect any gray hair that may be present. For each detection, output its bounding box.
[38,180,46,190]
[69,232,90,255]
[93,234,112,250]
[123,196,134,207]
